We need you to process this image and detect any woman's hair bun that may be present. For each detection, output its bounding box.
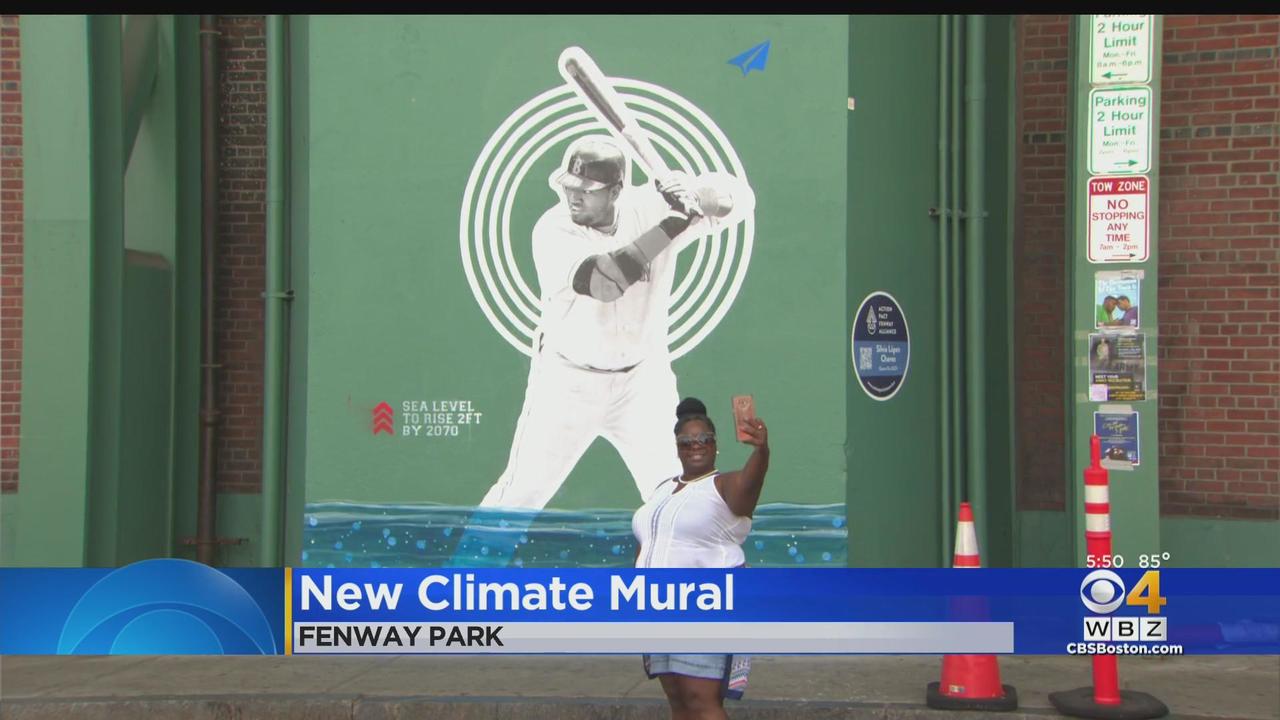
[676,397,708,418]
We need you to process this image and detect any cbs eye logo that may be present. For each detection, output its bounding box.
[57,559,279,655]
[1080,569,1167,615]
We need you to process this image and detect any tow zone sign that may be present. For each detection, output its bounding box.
[1088,176,1149,264]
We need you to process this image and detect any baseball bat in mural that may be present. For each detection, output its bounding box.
[559,46,671,179]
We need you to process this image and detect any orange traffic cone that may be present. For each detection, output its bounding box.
[925,502,1018,712]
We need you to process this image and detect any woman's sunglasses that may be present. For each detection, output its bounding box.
[676,432,716,448]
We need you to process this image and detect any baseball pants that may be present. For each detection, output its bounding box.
[480,350,681,510]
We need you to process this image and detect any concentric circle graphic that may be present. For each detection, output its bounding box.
[460,78,754,360]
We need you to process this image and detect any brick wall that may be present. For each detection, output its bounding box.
[1014,15,1071,511]
[1014,15,1279,519]
[215,16,266,494]
[1156,15,1279,520]
[1,16,21,494]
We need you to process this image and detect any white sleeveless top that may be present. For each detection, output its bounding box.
[632,474,752,569]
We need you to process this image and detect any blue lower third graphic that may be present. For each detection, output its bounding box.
[0,559,283,654]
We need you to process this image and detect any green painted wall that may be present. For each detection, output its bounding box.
[1161,517,1280,568]
[124,18,177,262]
[169,15,203,561]
[8,15,95,566]
[118,254,174,562]
[846,16,943,567]
[118,16,179,563]
[284,16,313,567]
[83,14,127,567]
[297,18,846,510]
[8,15,185,567]
[980,16,1017,567]
[1018,510,1073,567]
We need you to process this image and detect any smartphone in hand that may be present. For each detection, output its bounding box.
[732,395,756,442]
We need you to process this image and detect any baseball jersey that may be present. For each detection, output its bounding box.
[533,190,680,370]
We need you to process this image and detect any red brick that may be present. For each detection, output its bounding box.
[213,15,266,495]
[0,13,17,494]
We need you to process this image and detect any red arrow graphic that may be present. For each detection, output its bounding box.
[372,402,395,436]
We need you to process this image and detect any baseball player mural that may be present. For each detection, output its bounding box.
[295,18,853,570]
[474,48,755,511]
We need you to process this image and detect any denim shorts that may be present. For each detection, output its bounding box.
[643,653,751,700]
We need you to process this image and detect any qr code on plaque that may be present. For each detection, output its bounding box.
[858,346,873,371]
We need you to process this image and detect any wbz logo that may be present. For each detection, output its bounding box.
[1083,616,1168,642]
[1080,569,1168,642]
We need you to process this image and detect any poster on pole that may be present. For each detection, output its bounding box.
[1094,270,1142,329]
[1094,407,1140,470]
[1088,332,1146,402]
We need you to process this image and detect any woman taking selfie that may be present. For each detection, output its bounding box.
[632,397,770,720]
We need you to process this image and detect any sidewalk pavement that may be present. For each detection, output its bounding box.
[1,654,1277,719]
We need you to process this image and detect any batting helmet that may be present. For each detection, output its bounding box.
[555,136,626,191]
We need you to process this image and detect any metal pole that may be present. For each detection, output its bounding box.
[964,15,989,556]
[949,14,965,529]
[196,14,220,566]
[260,14,288,567]
[937,14,953,566]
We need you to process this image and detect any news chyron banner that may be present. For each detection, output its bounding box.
[2,561,1278,655]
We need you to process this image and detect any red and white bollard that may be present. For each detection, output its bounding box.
[1049,436,1168,719]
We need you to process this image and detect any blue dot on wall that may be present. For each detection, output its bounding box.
[611,545,622,555]
[333,541,343,551]
[307,515,317,527]
[382,528,390,538]
[386,536,397,547]
[822,552,832,562]
[754,540,765,550]
[832,517,845,528]
[301,551,309,562]
[416,540,427,550]
[352,521,362,531]
[795,554,806,563]
[787,546,798,557]
[443,527,453,537]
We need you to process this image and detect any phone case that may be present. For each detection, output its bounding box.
[732,395,756,441]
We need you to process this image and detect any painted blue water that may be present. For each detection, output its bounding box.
[302,502,847,568]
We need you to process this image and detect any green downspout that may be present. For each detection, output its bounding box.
[949,15,964,554]
[260,14,288,566]
[964,15,989,556]
[86,16,126,567]
[937,15,953,566]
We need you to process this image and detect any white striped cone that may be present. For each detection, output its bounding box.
[953,502,981,568]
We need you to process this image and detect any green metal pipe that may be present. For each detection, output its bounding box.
[937,14,953,567]
[949,14,964,551]
[964,15,989,558]
[260,14,288,567]
[86,15,126,566]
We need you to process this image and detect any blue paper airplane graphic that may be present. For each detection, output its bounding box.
[728,40,770,76]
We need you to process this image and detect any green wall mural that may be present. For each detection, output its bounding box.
[298,16,848,569]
